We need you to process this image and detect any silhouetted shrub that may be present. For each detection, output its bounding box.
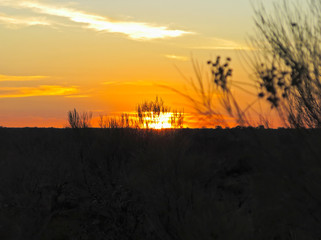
[67,108,92,128]
[99,113,139,129]
[166,1,321,129]
[98,98,183,129]
[251,0,321,128]
[164,58,253,128]
[136,96,184,129]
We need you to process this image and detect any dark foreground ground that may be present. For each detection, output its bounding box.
[0,127,321,240]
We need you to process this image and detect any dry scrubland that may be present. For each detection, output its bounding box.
[0,128,321,239]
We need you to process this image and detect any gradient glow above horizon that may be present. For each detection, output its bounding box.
[0,0,278,127]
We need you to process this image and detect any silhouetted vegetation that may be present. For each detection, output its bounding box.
[98,97,184,129]
[207,56,251,126]
[3,1,321,240]
[99,113,139,129]
[165,57,254,128]
[1,128,321,239]
[67,108,92,128]
[166,0,321,129]
[251,0,321,128]
[136,96,184,129]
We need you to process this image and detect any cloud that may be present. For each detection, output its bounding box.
[0,85,79,98]
[0,13,50,27]
[0,74,48,81]
[164,54,189,61]
[191,37,253,50]
[0,1,192,40]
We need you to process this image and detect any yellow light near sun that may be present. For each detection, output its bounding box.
[141,112,175,129]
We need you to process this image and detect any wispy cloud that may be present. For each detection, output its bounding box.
[0,74,48,82]
[164,54,189,61]
[191,37,253,50]
[0,85,79,98]
[0,13,50,27]
[0,1,192,40]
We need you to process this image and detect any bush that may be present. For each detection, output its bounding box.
[67,108,92,129]
[136,96,184,129]
[251,0,321,128]
[164,58,254,128]
[99,113,139,129]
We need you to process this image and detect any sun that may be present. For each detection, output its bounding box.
[147,112,173,129]
[140,112,183,129]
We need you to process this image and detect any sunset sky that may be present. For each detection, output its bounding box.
[0,0,278,127]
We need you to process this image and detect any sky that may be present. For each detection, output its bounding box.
[0,0,277,127]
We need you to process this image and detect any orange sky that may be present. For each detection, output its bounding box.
[0,0,280,128]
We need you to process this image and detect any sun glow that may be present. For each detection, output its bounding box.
[144,112,173,129]
[139,112,184,129]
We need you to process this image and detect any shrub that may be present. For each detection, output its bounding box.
[251,0,321,128]
[99,114,139,129]
[136,96,184,129]
[163,58,254,128]
[67,108,92,128]
[167,1,321,129]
